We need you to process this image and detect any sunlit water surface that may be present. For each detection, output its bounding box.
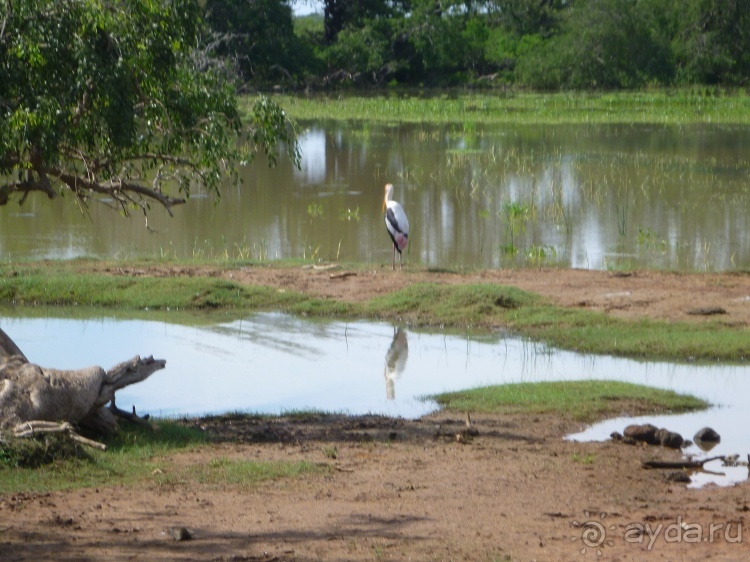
[2,311,749,487]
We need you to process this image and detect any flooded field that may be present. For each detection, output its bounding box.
[2,122,749,271]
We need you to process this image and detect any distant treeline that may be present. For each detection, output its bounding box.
[203,0,750,90]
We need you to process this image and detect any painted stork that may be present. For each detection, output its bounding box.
[383,183,410,270]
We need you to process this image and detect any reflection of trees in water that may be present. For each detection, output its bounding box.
[384,327,408,400]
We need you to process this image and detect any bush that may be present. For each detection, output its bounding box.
[517,0,673,89]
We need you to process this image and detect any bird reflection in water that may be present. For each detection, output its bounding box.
[384,327,409,399]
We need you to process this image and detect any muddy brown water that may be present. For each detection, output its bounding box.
[2,122,749,271]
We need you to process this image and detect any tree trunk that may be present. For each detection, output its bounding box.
[0,327,165,436]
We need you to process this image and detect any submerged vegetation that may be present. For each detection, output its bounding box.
[262,95,750,272]
[270,90,750,126]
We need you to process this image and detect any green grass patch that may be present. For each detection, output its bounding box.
[0,420,323,494]
[0,266,285,309]
[183,457,324,488]
[0,260,356,318]
[430,380,707,423]
[365,282,750,362]
[0,420,205,493]
[365,282,536,328]
[571,452,597,465]
[268,90,750,126]
[2,259,749,362]
[504,304,750,362]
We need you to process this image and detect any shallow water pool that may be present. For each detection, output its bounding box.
[2,311,748,487]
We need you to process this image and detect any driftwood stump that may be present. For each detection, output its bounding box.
[0,326,165,438]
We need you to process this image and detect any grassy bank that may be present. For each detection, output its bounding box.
[268,90,750,126]
[432,380,707,423]
[0,420,325,494]
[0,381,706,494]
[1,260,747,362]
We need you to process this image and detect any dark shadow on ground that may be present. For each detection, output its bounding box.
[0,509,431,562]
[177,412,545,446]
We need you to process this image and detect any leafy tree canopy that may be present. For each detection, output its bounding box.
[0,0,299,220]
[204,0,310,84]
[285,0,750,89]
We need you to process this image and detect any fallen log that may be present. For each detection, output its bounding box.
[0,327,165,436]
[641,455,745,470]
[109,396,151,425]
[12,421,107,450]
[330,271,357,280]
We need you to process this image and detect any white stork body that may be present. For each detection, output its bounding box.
[383,183,410,270]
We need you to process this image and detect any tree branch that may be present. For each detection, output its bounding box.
[0,327,28,363]
[94,355,167,410]
[53,171,187,216]
[0,178,58,202]
[12,420,107,450]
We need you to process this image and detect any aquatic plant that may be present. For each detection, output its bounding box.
[307,202,324,218]
[477,208,490,254]
[616,184,629,238]
[527,245,557,269]
[303,243,321,261]
[501,200,530,255]
[339,206,360,221]
[636,227,667,254]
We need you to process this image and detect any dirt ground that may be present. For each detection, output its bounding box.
[2,266,750,561]
[103,262,750,325]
